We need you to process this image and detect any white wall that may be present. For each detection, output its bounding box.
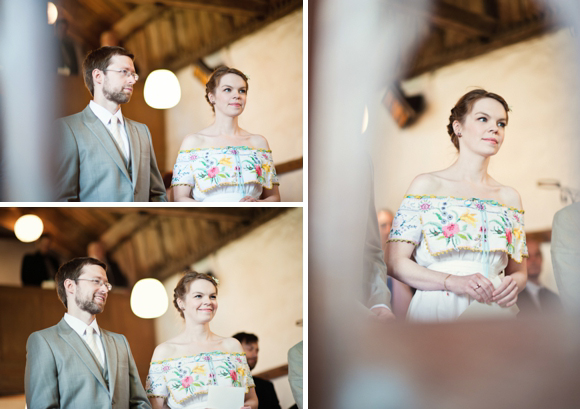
[154,208,303,408]
[165,10,303,202]
[0,238,34,286]
[370,29,580,233]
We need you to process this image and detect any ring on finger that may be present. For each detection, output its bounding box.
[474,284,481,290]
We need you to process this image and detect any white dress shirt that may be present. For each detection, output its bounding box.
[64,313,106,364]
[525,281,542,310]
[89,100,131,162]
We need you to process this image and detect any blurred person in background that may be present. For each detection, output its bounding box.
[233,332,281,409]
[87,240,129,288]
[551,202,580,315]
[21,233,60,286]
[516,237,562,317]
[387,89,528,322]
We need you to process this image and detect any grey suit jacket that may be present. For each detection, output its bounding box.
[287,341,303,409]
[551,202,580,315]
[54,105,167,202]
[25,318,151,409]
[363,163,392,309]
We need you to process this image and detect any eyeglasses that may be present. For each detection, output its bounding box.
[76,278,112,291]
[104,69,139,81]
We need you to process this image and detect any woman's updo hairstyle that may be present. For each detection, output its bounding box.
[205,66,249,113]
[447,89,510,151]
[173,270,219,319]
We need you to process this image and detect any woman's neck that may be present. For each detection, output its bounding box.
[449,150,492,184]
[182,321,213,342]
[211,114,241,137]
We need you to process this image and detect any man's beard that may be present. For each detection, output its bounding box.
[75,293,104,315]
[103,82,131,104]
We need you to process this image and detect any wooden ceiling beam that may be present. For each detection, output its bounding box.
[154,208,287,281]
[108,208,252,222]
[165,0,302,71]
[387,0,498,37]
[406,17,557,79]
[118,0,268,16]
[112,4,166,40]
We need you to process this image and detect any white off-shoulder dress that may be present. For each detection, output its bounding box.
[171,146,279,202]
[146,351,255,409]
[387,195,528,322]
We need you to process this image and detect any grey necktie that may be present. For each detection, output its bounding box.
[110,115,127,159]
[85,326,104,368]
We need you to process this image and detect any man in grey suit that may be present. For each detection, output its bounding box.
[551,202,580,315]
[25,257,151,409]
[54,46,166,202]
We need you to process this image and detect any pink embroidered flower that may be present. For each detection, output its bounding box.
[420,203,431,210]
[255,164,262,177]
[262,154,268,159]
[234,166,240,171]
[442,223,459,238]
[181,376,193,388]
[207,166,219,178]
[476,203,485,210]
[189,154,198,161]
[230,369,238,382]
[514,214,520,222]
[505,228,512,244]
[162,365,171,372]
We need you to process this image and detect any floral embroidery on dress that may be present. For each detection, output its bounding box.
[145,351,255,406]
[387,195,528,262]
[171,146,279,195]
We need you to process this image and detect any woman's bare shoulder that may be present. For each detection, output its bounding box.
[498,185,523,209]
[151,340,179,361]
[220,337,244,353]
[179,132,208,151]
[406,172,444,195]
[246,133,270,150]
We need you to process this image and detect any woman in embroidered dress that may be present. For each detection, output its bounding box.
[386,89,528,322]
[146,272,257,409]
[172,66,281,202]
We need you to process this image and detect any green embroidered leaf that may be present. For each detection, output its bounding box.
[458,234,467,240]
[435,213,443,221]
[218,173,227,178]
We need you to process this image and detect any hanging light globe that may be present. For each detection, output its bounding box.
[130,278,168,318]
[14,215,44,243]
[47,2,58,25]
[144,69,181,109]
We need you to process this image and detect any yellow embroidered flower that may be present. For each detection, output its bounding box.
[237,367,246,377]
[219,157,233,167]
[261,163,271,173]
[191,364,206,375]
[459,211,477,227]
[513,228,522,239]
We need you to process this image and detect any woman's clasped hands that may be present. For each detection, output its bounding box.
[447,273,518,307]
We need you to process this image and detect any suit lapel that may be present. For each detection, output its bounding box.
[56,319,109,392]
[81,106,131,181]
[126,120,141,189]
[102,330,118,398]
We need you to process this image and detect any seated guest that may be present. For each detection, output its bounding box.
[21,234,60,286]
[517,237,562,317]
[233,332,281,409]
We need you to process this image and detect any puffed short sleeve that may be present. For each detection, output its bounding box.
[261,150,280,188]
[145,361,169,398]
[509,210,528,263]
[171,151,195,188]
[387,196,424,246]
[238,355,256,392]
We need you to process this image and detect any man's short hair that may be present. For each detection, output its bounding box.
[233,332,259,344]
[55,257,106,308]
[82,46,134,97]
